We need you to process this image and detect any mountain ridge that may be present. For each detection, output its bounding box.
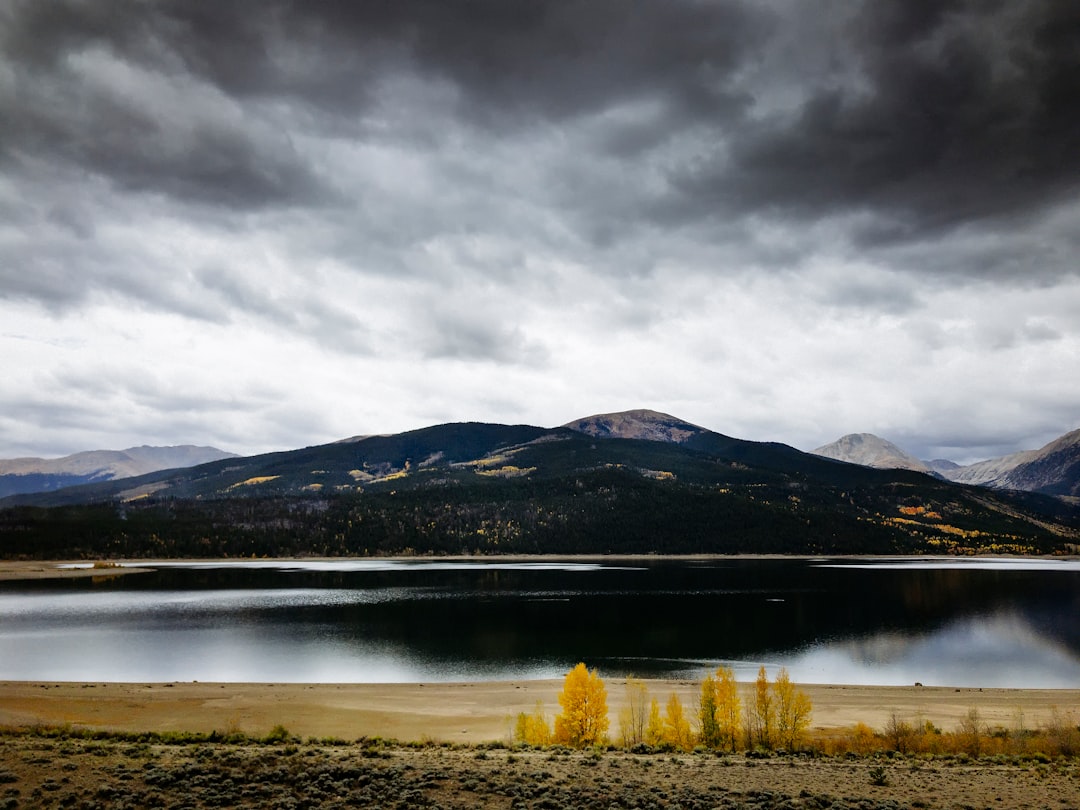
[812,428,1080,498]
[2,410,1077,560]
[0,445,238,498]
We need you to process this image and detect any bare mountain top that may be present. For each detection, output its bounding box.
[0,445,236,478]
[0,445,237,498]
[563,409,707,444]
[811,433,931,473]
[814,427,1080,497]
[941,448,1041,486]
[993,428,1080,496]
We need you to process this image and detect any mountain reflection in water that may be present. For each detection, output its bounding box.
[0,558,1077,686]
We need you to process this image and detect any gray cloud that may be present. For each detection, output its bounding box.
[1,0,1077,460]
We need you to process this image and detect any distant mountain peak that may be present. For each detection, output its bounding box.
[563,409,707,444]
[811,433,931,473]
[0,445,238,498]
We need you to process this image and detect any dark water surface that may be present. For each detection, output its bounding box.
[1,558,1077,686]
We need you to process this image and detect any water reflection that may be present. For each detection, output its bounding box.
[774,612,1080,688]
[1,558,1077,686]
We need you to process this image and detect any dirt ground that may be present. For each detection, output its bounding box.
[2,681,1078,810]
[2,732,1078,810]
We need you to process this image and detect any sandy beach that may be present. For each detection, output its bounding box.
[2,679,1076,745]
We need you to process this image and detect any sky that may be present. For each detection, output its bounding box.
[1,0,1078,465]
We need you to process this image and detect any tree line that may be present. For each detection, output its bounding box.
[517,663,1080,760]
[515,663,813,753]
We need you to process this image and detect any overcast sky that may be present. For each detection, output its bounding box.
[2,0,1078,465]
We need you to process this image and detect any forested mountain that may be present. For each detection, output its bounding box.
[2,411,1077,560]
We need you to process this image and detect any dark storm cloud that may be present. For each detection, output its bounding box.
[4,0,1076,262]
[672,1,1080,253]
[0,1,332,209]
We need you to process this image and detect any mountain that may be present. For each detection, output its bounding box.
[926,459,961,475]
[2,411,1077,560]
[812,428,1080,498]
[940,449,1040,487]
[0,445,238,498]
[564,409,707,443]
[990,429,1080,497]
[811,434,932,473]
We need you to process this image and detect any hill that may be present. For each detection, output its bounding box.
[2,411,1076,560]
[811,434,932,473]
[0,446,238,498]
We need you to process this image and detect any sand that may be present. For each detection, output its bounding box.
[2,680,1077,745]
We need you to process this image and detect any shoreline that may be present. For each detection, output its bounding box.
[2,679,1076,744]
[2,552,1076,582]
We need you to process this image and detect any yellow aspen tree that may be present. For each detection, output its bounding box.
[698,673,720,748]
[663,693,694,751]
[753,665,775,749]
[618,677,650,748]
[773,667,812,750]
[514,700,552,746]
[714,666,742,752]
[645,697,664,747]
[553,662,609,748]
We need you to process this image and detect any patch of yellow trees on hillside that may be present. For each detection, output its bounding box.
[515,663,812,752]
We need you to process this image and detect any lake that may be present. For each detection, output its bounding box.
[1,557,1078,687]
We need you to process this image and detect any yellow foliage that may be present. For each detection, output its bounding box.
[773,667,813,750]
[553,663,609,748]
[618,677,650,748]
[714,666,741,752]
[514,701,552,746]
[645,698,664,747]
[662,693,694,751]
[227,476,280,489]
[475,465,537,478]
[751,665,775,748]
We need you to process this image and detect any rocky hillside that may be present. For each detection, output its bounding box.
[991,429,1080,497]
[811,433,931,473]
[813,428,1080,498]
[563,409,708,443]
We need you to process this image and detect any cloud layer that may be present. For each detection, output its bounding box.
[2,0,1078,462]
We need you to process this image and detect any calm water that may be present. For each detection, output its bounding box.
[1,558,1078,687]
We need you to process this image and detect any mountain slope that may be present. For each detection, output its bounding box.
[0,445,237,498]
[2,411,1077,559]
[994,429,1080,496]
[938,429,1080,496]
[940,449,1039,486]
[811,434,931,473]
